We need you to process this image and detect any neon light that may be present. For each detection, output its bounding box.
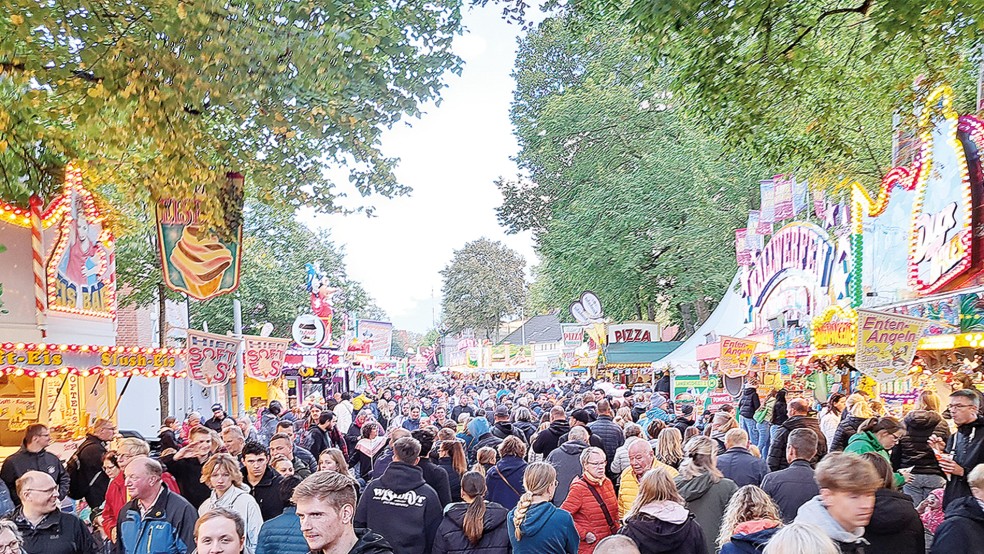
[811,305,857,351]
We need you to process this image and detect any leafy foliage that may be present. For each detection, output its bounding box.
[0,0,464,221]
[565,0,980,189]
[499,14,761,321]
[440,238,526,337]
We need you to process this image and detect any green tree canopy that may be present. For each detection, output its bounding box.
[565,0,979,189]
[499,14,761,322]
[0,0,464,222]
[440,238,526,337]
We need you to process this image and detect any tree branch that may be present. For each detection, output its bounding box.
[776,0,873,59]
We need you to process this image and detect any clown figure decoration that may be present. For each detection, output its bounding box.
[305,262,340,344]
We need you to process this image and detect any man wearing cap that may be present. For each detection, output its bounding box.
[490,406,526,443]
[559,409,605,450]
[204,404,234,433]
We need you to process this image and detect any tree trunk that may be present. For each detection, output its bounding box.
[695,297,710,325]
[158,282,169,423]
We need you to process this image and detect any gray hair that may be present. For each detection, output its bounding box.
[623,423,642,438]
[569,426,590,442]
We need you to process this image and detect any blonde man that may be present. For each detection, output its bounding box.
[794,452,880,554]
[295,471,392,553]
[199,454,262,554]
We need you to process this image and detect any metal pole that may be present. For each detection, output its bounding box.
[233,299,245,416]
[110,376,133,418]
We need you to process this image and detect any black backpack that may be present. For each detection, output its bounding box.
[66,441,101,500]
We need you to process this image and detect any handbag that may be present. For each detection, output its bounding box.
[753,406,768,423]
[581,477,618,535]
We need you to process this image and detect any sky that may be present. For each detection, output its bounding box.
[300,5,538,333]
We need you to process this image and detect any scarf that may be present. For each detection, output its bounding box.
[356,436,387,458]
[582,472,605,487]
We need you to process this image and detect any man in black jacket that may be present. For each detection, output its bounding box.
[767,398,827,471]
[204,403,234,433]
[411,428,451,507]
[490,406,526,444]
[587,400,624,477]
[672,405,696,436]
[242,442,285,521]
[11,471,97,554]
[0,424,69,506]
[160,425,215,508]
[933,463,984,552]
[355,437,441,554]
[737,384,761,446]
[70,418,115,508]
[294,471,393,554]
[531,406,570,458]
[761,428,821,522]
[933,389,984,508]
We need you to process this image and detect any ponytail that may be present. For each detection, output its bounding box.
[512,492,535,540]
[460,472,488,544]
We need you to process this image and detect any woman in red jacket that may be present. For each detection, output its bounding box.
[561,446,620,554]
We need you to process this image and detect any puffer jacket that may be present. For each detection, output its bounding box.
[617,461,679,519]
[892,410,949,477]
[767,415,827,471]
[830,415,866,452]
[933,495,984,553]
[255,506,309,554]
[674,472,739,554]
[737,388,760,419]
[720,520,780,554]
[560,477,619,553]
[486,456,527,510]
[433,501,511,554]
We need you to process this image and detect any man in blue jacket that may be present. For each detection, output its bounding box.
[256,476,308,554]
[717,429,769,487]
[116,456,197,554]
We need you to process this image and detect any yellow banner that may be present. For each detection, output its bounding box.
[855,310,929,383]
[719,336,757,378]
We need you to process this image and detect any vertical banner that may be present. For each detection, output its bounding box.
[746,211,763,252]
[792,177,808,216]
[186,330,238,386]
[718,336,757,378]
[855,310,929,383]
[813,186,827,220]
[773,176,793,220]
[735,229,749,265]
[156,173,244,301]
[759,179,776,230]
[243,336,290,381]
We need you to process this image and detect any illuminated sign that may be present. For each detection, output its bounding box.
[0,342,185,378]
[741,222,835,308]
[811,306,857,351]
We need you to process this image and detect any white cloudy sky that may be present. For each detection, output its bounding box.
[300,6,539,332]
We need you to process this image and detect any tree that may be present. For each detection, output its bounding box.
[565,0,979,190]
[0,0,464,222]
[498,14,762,322]
[188,202,386,337]
[440,238,526,338]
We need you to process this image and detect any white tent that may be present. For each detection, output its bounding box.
[658,274,753,374]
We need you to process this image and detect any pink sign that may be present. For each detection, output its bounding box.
[186,330,237,386]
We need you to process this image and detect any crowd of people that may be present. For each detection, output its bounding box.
[0,374,982,554]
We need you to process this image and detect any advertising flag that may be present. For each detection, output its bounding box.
[718,336,757,378]
[792,177,808,216]
[244,336,290,381]
[185,330,239,386]
[759,179,776,229]
[735,229,750,265]
[855,310,929,383]
[774,176,793,220]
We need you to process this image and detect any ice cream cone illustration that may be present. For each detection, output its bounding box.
[169,226,233,299]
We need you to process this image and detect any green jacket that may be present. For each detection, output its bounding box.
[844,431,905,488]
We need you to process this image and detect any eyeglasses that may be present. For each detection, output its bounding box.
[949,404,976,411]
[103,465,118,471]
[25,487,57,497]
[890,433,905,441]
[0,541,20,553]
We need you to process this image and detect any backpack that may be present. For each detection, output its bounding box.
[67,441,101,500]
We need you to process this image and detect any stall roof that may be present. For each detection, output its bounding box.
[605,341,685,364]
[498,313,563,345]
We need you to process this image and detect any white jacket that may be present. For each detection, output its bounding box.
[336,400,354,435]
[199,485,263,554]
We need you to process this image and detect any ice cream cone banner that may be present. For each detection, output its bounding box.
[855,310,930,383]
[186,329,238,386]
[244,336,290,381]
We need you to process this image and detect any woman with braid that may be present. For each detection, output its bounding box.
[506,461,579,553]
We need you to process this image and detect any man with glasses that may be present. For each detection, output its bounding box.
[0,424,69,506]
[117,456,197,554]
[10,471,97,554]
[69,418,116,508]
[931,389,984,508]
[241,442,284,521]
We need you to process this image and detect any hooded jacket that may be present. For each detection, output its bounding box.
[674,472,738,554]
[767,415,827,471]
[491,421,527,443]
[547,440,589,506]
[418,457,452,508]
[116,483,198,554]
[532,420,572,457]
[794,496,868,554]
[844,431,905,488]
[943,415,984,508]
[831,414,867,452]
[0,446,70,506]
[348,528,394,554]
[486,456,527,510]
[719,520,780,554]
[9,506,97,554]
[242,466,285,521]
[355,461,442,554]
[436,457,462,503]
[255,506,309,554]
[560,476,619,553]
[506,500,579,554]
[72,433,110,507]
[514,421,538,443]
[432,501,511,554]
[893,410,949,476]
[932,495,984,553]
[200,485,264,554]
[737,388,761,419]
[863,488,924,554]
[618,501,707,554]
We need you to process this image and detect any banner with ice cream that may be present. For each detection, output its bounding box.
[244,336,290,381]
[718,336,757,378]
[155,179,243,301]
[855,310,930,383]
[186,330,238,386]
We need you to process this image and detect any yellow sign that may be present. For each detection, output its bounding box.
[855,309,928,383]
[719,336,756,378]
[812,306,857,351]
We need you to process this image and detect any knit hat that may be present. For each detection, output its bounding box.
[650,394,668,410]
[571,409,592,424]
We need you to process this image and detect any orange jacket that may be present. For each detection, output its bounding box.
[561,476,619,554]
